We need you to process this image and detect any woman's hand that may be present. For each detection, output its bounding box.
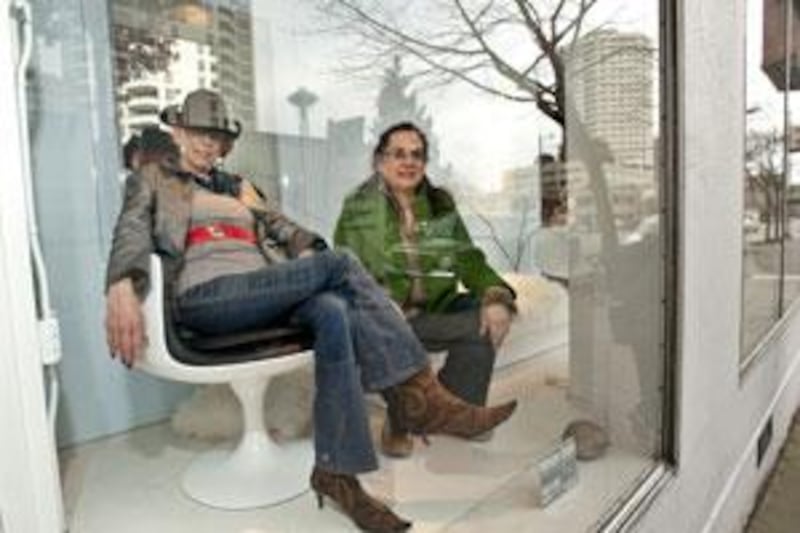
[105,278,146,368]
[480,302,513,349]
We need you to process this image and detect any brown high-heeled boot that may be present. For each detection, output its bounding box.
[310,467,412,532]
[384,366,517,439]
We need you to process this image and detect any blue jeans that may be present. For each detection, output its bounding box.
[176,250,429,474]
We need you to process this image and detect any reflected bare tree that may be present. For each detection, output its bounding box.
[314,0,598,120]
[745,129,784,242]
[468,196,538,272]
[310,0,651,256]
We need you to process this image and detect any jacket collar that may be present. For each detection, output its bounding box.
[162,157,240,197]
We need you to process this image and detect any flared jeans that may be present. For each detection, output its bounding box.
[176,250,429,474]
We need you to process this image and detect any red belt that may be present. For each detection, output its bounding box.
[186,223,257,247]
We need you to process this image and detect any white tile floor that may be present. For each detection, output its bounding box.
[60,348,654,532]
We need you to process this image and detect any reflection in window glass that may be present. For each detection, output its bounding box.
[786,7,800,315]
[83,0,667,530]
[563,21,663,455]
[743,0,787,358]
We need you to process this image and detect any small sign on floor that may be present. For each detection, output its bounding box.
[536,437,578,507]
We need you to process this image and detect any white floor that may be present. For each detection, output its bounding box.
[60,348,655,532]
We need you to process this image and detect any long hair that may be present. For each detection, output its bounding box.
[372,122,429,169]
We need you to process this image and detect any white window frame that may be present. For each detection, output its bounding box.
[0,2,64,531]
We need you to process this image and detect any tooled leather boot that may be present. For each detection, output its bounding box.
[310,467,412,532]
[383,366,517,439]
[380,415,414,458]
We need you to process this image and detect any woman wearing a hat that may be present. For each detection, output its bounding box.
[104,89,517,532]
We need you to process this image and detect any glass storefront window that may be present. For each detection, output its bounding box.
[786,4,800,317]
[742,0,800,362]
[29,0,670,530]
[743,0,787,358]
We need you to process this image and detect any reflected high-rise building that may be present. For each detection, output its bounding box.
[563,29,658,234]
[111,0,256,140]
[567,29,655,170]
[115,37,220,142]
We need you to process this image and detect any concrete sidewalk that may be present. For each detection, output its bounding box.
[746,411,800,533]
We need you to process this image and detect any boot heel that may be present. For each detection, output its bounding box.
[310,466,411,531]
[315,490,324,509]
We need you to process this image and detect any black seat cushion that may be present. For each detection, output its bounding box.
[160,262,314,366]
[180,325,310,353]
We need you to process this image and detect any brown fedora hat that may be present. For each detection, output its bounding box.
[160,89,242,139]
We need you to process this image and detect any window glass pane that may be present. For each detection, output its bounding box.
[743,0,786,357]
[562,0,664,476]
[38,0,667,530]
[785,7,800,312]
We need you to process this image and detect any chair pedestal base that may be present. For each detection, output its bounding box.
[182,432,314,510]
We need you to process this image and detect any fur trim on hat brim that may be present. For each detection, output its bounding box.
[159,105,242,139]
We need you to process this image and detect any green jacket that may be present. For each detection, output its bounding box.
[334,175,513,312]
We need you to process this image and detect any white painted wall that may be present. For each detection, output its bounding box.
[634,1,800,532]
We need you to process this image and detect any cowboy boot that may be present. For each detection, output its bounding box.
[383,366,517,439]
[310,467,412,532]
[380,414,414,458]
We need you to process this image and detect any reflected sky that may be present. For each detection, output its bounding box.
[251,0,659,190]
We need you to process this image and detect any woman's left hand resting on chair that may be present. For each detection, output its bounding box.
[105,278,146,368]
[480,303,512,349]
[479,286,517,349]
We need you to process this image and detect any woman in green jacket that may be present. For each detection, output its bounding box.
[335,122,517,458]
